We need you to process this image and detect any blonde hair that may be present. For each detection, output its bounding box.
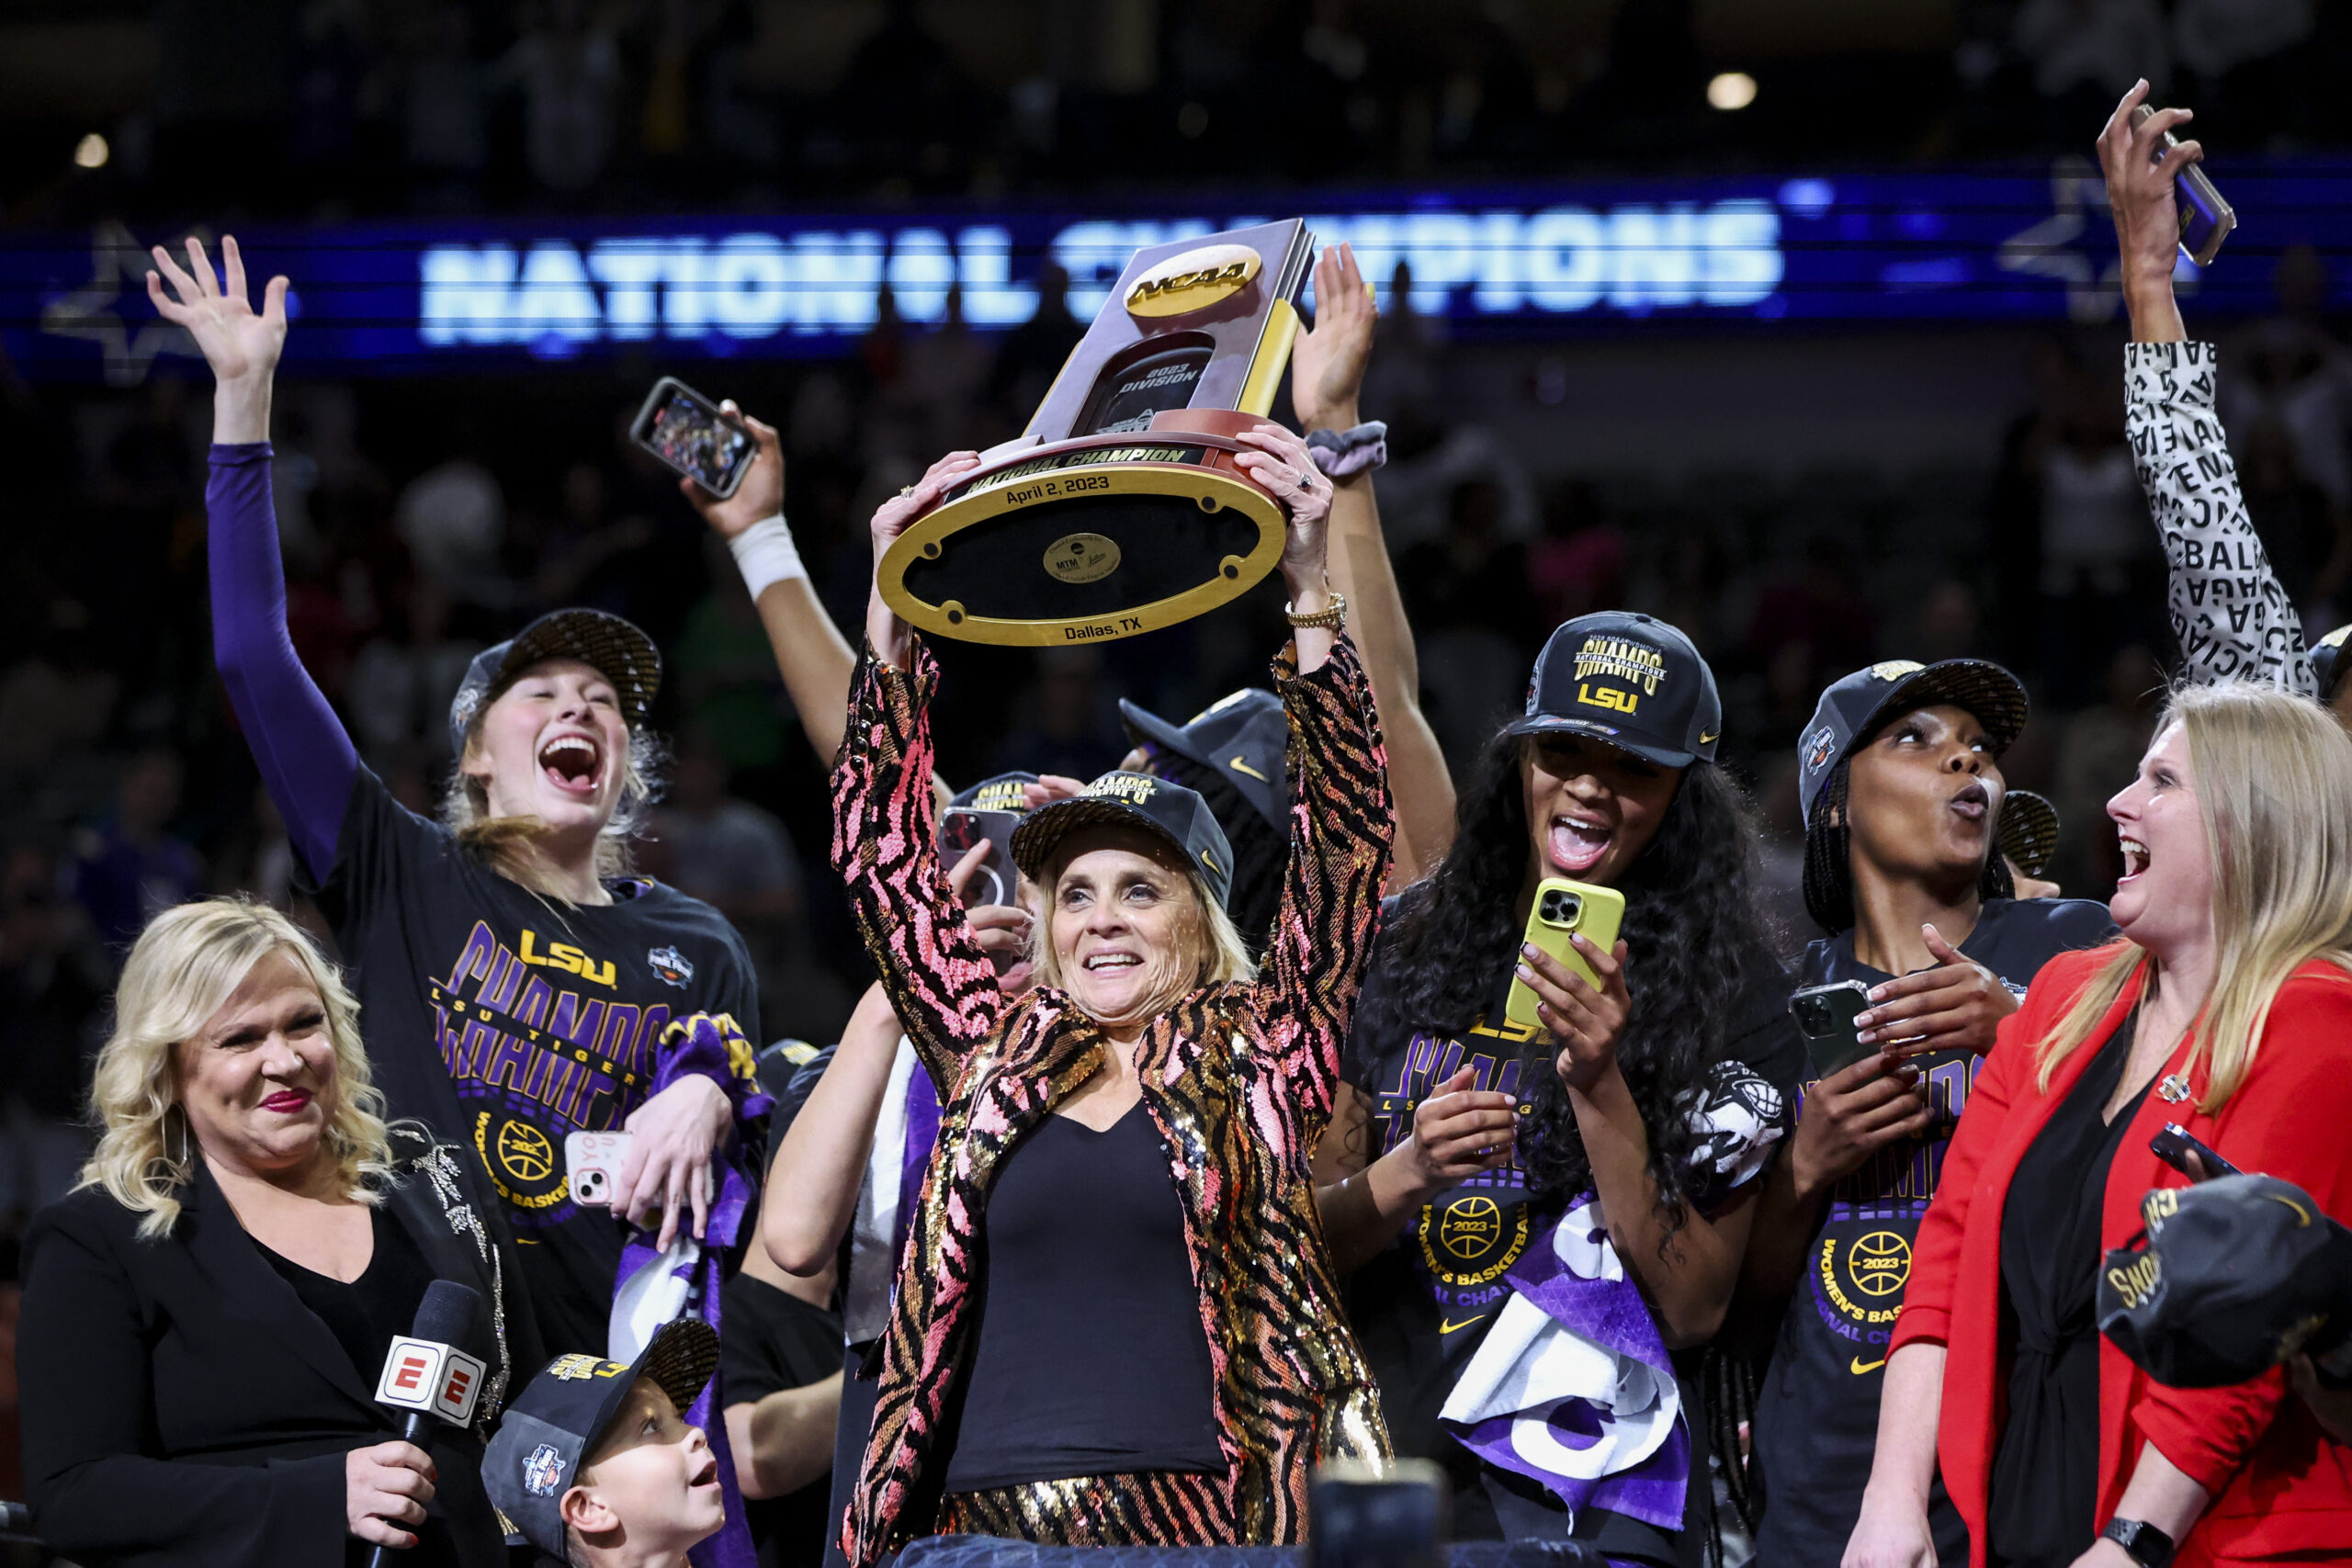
[79,897,398,1239]
[2035,682,2352,1109]
[1029,848,1258,1012]
[441,703,666,900]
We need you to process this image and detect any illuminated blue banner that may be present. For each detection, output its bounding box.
[8,161,2351,384]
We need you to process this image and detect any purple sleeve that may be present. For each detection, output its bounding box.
[208,443,357,882]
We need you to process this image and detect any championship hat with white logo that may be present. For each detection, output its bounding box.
[1506,611,1722,769]
[1011,770,1235,908]
[1795,659,2029,829]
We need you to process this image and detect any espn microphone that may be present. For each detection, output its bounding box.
[367,1280,489,1566]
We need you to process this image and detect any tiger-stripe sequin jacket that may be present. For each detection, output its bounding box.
[829,632,1396,1566]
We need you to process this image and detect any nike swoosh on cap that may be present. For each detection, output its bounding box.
[1229,756,1270,782]
[1850,1355,1887,1374]
[1700,729,1720,745]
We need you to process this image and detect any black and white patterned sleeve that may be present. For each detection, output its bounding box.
[2126,341,2316,695]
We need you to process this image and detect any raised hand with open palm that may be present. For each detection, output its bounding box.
[145,235,288,444]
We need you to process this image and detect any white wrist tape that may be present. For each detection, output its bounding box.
[729,515,807,598]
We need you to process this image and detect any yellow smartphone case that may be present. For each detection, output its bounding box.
[1504,877,1627,1031]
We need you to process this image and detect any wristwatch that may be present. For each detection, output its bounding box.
[2101,1517,2176,1568]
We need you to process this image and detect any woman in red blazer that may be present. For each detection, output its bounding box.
[1842,677,2352,1568]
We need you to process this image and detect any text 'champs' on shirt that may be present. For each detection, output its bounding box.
[1748,897,2114,1568]
[306,767,759,1358]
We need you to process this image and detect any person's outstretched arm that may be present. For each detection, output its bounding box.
[684,401,860,762]
[1235,422,1395,1132]
[1293,243,1453,880]
[834,451,1021,1090]
[2098,82,2315,695]
[762,983,903,1276]
[151,236,359,881]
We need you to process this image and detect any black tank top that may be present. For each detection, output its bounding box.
[943,1106,1225,1490]
[261,1204,436,1388]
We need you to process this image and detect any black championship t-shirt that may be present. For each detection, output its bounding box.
[1342,924,1805,1555]
[1749,897,2115,1568]
[305,766,760,1359]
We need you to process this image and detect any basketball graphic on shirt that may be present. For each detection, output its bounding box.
[1848,1230,1912,1297]
[1418,1190,1532,1290]
[495,1118,556,1184]
[1439,1196,1502,1260]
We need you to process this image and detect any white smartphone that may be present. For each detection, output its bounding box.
[565,1131,634,1207]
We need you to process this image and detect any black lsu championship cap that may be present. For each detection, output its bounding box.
[449,608,662,755]
[2312,625,2352,704]
[483,1318,718,1563]
[1119,688,1288,831]
[1796,659,2030,829]
[1508,612,1722,768]
[1012,771,1236,909]
[2099,1175,2352,1389]
[949,771,1041,814]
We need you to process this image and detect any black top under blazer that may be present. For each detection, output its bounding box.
[18,1130,543,1568]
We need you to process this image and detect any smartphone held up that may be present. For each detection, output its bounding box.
[631,376,758,498]
[1503,877,1626,1031]
[2132,101,2235,265]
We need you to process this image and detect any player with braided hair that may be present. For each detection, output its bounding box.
[1741,660,2112,1567]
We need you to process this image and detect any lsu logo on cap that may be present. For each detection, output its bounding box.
[1804,723,1840,773]
[523,1443,567,1497]
[1869,660,1927,682]
[2324,626,2352,650]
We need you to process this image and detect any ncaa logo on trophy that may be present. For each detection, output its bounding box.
[876,220,1317,646]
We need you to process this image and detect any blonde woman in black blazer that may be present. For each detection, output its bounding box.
[18,899,538,1568]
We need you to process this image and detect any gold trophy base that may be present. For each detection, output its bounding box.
[876,413,1287,648]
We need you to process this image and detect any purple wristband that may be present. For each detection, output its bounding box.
[1306,421,1388,478]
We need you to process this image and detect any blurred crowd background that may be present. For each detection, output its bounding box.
[4,0,2352,1532]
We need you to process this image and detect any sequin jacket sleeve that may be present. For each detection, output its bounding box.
[831,639,1010,1085]
[1249,633,1393,1130]
[2127,341,2316,694]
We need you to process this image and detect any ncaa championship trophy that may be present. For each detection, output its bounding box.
[876,220,1315,646]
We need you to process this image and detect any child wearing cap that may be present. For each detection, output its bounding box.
[486,1320,728,1568]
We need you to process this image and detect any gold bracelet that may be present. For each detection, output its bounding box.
[1285,591,1347,630]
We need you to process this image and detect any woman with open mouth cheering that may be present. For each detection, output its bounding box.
[158,235,764,1382]
[1846,681,2352,1568]
[1314,611,1807,1567]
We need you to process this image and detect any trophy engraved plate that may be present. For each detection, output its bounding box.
[878,220,1314,646]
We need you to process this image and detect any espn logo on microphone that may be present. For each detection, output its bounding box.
[375,1336,488,1426]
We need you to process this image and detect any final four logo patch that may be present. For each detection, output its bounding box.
[523,1442,566,1496]
[648,945,694,987]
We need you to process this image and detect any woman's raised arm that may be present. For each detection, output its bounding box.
[2097,84,2315,695]
[153,236,360,882]
[832,455,1012,1088]
[1292,242,1454,879]
[1239,425,1395,1123]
